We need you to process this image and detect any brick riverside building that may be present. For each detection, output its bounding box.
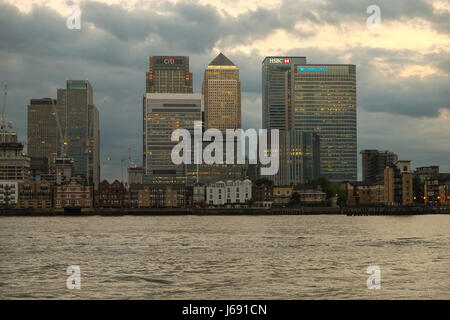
[53,179,93,209]
[17,180,52,209]
[96,180,124,208]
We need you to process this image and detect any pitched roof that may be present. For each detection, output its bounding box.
[208,52,235,66]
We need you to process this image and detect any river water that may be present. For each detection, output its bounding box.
[0,215,449,299]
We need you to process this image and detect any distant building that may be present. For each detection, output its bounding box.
[27,98,59,166]
[424,179,447,206]
[146,56,193,94]
[272,186,293,206]
[361,150,398,184]
[206,180,252,207]
[252,180,273,208]
[55,157,75,185]
[127,166,144,184]
[345,182,384,206]
[142,93,202,185]
[203,53,241,132]
[292,64,357,182]
[294,185,327,203]
[415,165,439,181]
[29,157,51,182]
[262,56,307,130]
[53,179,93,209]
[0,181,18,207]
[384,160,413,205]
[0,132,30,181]
[193,184,206,206]
[137,185,165,208]
[57,80,100,189]
[165,186,192,208]
[96,180,124,208]
[271,130,320,186]
[17,180,52,209]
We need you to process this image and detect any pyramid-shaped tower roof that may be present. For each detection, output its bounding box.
[208,52,235,66]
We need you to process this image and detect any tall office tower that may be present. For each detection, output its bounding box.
[146,56,193,93]
[262,57,307,131]
[271,130,320,186]
[143,93,202,186]
[27,98,59,166]
[361,149,398,184]
[203,53,241,131]
[293,64,357,182]
[57,80,100,188]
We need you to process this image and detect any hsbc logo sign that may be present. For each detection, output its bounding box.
[268,58,291,64]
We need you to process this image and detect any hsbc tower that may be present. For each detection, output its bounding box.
[262,56,306,131]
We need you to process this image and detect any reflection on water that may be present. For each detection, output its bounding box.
[0,215,450,299]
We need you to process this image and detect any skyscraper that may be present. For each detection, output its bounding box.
[262,56,307,131]
[57,80,100,188]
[293,64,357,182]
[272,130,320,186]
[361,150,398,184]
[143,93,202,186]
[203,53,241,131]
[27,98,59,165]
[146,56,193,94]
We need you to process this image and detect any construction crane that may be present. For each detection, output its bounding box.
[49,97,67,157]
[1,82,7,143]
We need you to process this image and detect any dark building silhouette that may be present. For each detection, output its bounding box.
[361,150,398,184]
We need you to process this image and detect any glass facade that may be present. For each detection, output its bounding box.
[269,130,320,186]
[203,53,241,132]
[293,64,357,182]
[262,57,307,131]
[146,56,193,94]
[143,93,202,186]
[27,98,59,165]
[57,80,100,188]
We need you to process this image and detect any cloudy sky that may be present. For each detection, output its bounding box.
[1,0,449,181]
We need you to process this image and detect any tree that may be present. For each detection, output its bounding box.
[288,192,301,207]
[254,178,273,186]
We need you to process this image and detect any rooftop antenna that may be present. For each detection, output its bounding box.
[1,82,7,143]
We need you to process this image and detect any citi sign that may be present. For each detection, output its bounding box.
[299,66,328,72]
[268,58,291,64]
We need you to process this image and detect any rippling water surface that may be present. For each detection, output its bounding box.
[1,215,450,299]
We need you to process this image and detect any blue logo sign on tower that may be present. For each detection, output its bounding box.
[299,66,328,72]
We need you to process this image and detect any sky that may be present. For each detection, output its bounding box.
[1,0,449,181]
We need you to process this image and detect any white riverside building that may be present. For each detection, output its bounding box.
[206,179,252,206]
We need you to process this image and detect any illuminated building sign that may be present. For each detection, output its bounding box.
[268,58,291,64]
[164,57,175,64]
[299,66,328,72]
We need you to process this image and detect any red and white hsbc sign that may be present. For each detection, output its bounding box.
[268,58,291,64]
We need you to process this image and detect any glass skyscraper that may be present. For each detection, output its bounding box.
[57,80,100,188]
[146,56,193,94]
[262,56,306,131]
[143,93,202,186]
[203,53,241,132]
[27,98,59,165]
[293,64,357,182]
[272,130,320,186]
